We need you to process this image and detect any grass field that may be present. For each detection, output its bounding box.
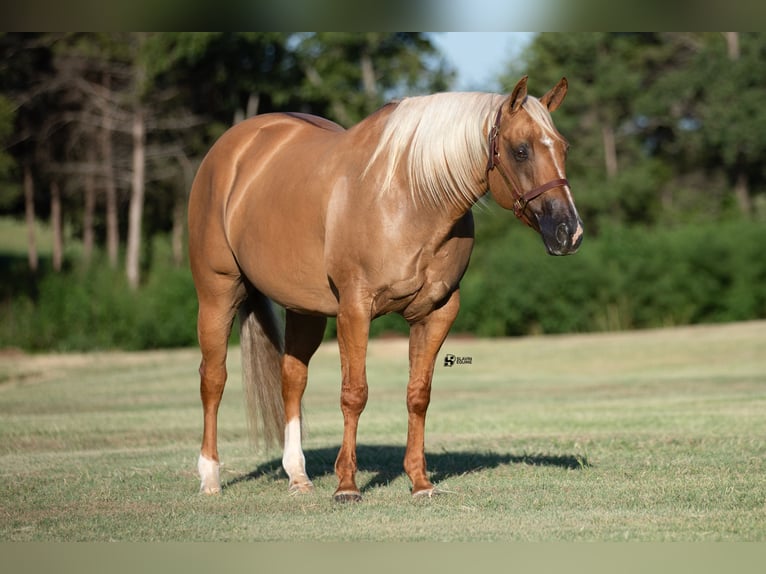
[1,321,765,541]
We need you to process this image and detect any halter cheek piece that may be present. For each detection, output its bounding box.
[485,107,569,221]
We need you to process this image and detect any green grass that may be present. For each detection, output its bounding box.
[1,321,765,541]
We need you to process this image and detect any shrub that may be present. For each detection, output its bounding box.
[455,219,766,336]
[0,252,198,351]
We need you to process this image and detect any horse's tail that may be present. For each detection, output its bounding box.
[238,291,285,450]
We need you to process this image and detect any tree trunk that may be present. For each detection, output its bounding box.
[724,33,750,216]
[102,72,119,268]
[83,145,96,265]
[23,165,38,273]
[360,52,377,98]
[724,32,740,59]
[50,180,63,272]
[246,92,260,117]
[172,153,194,267]
[171,191,185,268]
[233,92,260,125]
[734,170,752,216]
[126,105,146,290]
[602,123,618,179]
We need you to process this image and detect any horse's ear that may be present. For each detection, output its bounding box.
[540,77,568,112]
[505,75,528,114]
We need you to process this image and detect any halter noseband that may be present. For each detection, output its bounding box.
[485,107,569,221]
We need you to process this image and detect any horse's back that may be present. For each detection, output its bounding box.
[194,112,344,184]
[281,112,345,133]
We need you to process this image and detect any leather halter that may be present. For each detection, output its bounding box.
[485,107,569,221]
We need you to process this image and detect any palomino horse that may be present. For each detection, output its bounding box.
[189,76,583,501]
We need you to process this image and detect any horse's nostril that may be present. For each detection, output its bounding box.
[556,223,569,246]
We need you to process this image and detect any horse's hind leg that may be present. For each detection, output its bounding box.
[195,274,245,494]
[281,311,327,494]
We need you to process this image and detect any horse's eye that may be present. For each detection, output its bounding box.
[513,145,528,162]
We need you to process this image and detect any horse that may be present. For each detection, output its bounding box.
[188,76,583,501]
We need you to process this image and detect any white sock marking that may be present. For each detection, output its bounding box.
[282,418,311,487]
[198,453,221,494]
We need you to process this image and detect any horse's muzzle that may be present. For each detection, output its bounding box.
[541,218,583,256]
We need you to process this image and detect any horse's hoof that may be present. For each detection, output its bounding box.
[288,480,315,495]
[200,485,221,495]
[333,490,363,503]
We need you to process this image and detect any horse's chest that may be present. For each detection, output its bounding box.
[375,236,473,322]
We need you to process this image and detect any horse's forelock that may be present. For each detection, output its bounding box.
[521,96,565,143]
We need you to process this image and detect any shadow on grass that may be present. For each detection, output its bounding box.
[223,445,590,493]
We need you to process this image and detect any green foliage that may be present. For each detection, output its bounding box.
[291,32,452,125]
[693,34,766,169]
[0,243,198,352]
[509,33,766,223]
[2,219,765,351]
[452,216,766,337]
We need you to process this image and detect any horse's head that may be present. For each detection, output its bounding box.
[487,76,583,255]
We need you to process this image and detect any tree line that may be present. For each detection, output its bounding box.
[2,32,765,349]
[0,32,451,288]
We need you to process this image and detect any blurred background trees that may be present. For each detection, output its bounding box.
[0,32,450,285]
[499,32,766,229]
[1,32,764,350]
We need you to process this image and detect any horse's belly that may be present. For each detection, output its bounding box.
[229,220,338,315]
[241,256,338,315]
[225,185,338,313]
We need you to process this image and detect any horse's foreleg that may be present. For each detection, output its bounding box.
[281,312,327,494]
[404,289,461,496]
[333,301,371,502]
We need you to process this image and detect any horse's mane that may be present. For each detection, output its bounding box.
[363,92,505,210]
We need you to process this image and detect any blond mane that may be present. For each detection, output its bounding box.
[363,92,505,209]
